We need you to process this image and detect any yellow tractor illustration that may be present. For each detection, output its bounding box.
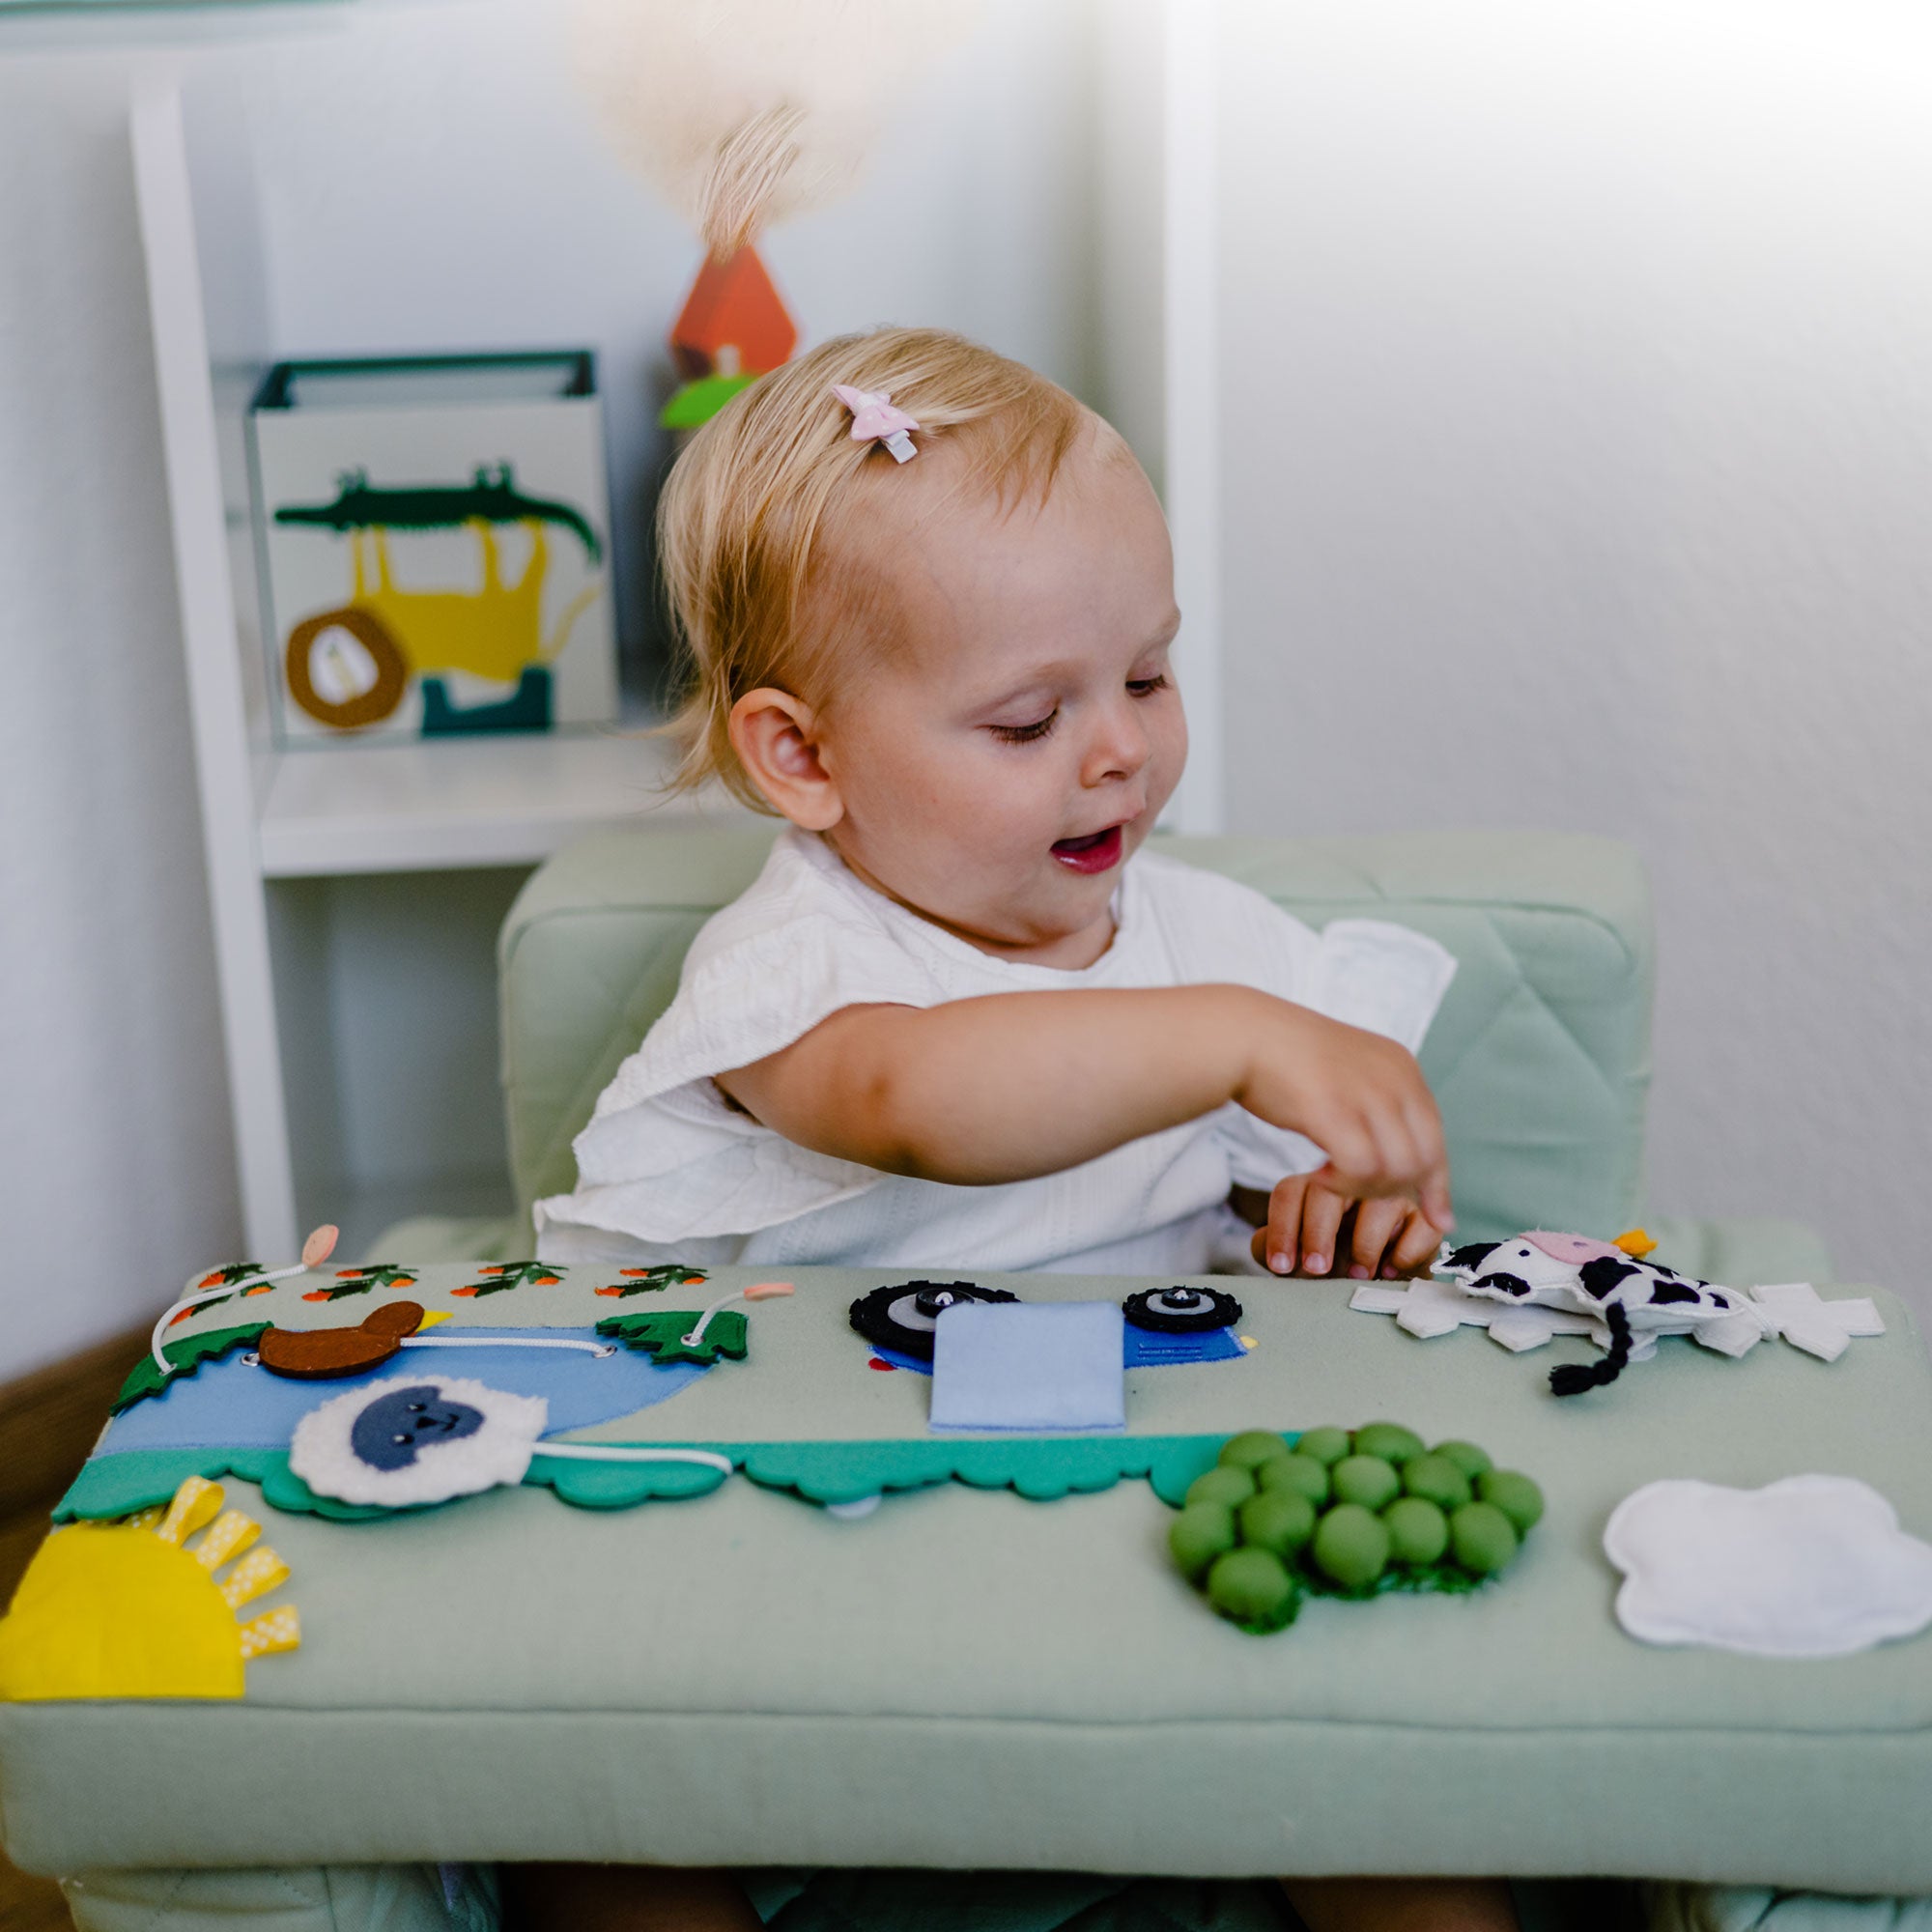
[274,464,604,733]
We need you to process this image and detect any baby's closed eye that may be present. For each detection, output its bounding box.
[989,711,1058,744]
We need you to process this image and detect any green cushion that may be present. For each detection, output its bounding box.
[6,1266,1926,1891]
[498,827,1657,1248]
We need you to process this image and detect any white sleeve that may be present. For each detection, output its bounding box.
[534,867,950,1251]
[1216,911,1459,1195]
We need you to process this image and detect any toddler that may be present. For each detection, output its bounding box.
[517,328,1512,1932]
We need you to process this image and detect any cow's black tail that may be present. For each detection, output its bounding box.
[1550,1301,1632,1397]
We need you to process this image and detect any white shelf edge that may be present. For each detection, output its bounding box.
[253,729,746,877]
[257,797,712,876]
[132,75,299,1259]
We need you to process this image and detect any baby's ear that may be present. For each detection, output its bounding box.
[728,687,843,831]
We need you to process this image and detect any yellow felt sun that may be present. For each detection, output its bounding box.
[0,1477,300,1701]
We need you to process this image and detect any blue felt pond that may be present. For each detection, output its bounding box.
[98,1326,710,1453]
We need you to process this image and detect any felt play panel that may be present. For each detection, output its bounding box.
[52,1260,1272,1521]
[4,1264,1930,1896]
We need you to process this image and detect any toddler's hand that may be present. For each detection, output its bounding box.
[1250,1173,1444,1280]
[1233,998,1453,1233]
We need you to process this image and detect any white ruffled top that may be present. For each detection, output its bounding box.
[533,830,1457,1277]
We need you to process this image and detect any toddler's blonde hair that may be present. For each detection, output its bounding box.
[659,326,1092,810]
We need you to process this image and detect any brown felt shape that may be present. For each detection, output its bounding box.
[258,1301,426,1379]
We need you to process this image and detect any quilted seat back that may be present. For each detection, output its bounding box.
[498,827,1653,1248]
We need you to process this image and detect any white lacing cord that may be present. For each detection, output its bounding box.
[150,1280,269,1376]
[529,1442,734,1474]
[401,1336,617,1358]
[680,1279,795,1349]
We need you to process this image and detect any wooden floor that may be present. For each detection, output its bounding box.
[0,1326,149,1932]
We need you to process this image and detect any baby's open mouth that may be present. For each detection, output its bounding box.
[1050,824,1125,874]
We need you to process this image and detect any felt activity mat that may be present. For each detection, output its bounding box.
[54,1262,1286,1524]
[5,1263,1932,1893]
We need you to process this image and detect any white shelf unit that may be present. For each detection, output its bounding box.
[131,77,731,1261]
[125,0,1221,1265]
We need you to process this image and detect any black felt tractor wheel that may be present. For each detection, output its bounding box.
[1122,1286,1243,1334]
[848,1280,1021,1360]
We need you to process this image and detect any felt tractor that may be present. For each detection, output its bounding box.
[273,465,604,731]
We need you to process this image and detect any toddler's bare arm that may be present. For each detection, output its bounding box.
[716,984,1452,1229]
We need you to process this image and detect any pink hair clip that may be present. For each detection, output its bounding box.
[832,384,920,464]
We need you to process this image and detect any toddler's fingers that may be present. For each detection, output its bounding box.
[1262,1173,1311,1274]
[1295,1179,1350,1277]
[1348,1196,1409,1280]
[1417,1162,1455,1236]
[1398,1094,1451,1227]
[1390,1209,1445,1278]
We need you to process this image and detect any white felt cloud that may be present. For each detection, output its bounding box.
[290,1376,548,1509]
[1605,1475,1932,1659]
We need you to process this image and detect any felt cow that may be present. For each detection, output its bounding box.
[1434,1232,1774,1396]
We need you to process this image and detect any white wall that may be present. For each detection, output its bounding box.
[1216,0,1932,1293]
[0,55,242,1377]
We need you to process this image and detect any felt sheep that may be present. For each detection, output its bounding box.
[290,1375,548,1507]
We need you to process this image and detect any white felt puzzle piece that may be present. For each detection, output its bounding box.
[1486,1306,1594,1352]
[1693,1311,1768,1358]
[1352,1278,1601,1350]
[1351,1277,1602,1352]
[1350,1279,1479,1339]
[1781,1321,1850,1364]
[1347,1282,1413,1318]
[1395,1280,1487,1339]
[1747,1282,1886,1362]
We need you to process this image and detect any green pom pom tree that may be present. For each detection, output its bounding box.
[1168,1423,1545,1634]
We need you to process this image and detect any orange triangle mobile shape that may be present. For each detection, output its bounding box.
[670,246,798,383]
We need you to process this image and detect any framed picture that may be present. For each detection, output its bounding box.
[249,352,620,744]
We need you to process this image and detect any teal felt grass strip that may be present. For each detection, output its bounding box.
[55,1447,277,1520]
[525,1452,731,1508]
[514,1433,1254,1509]
[56,1446,399,1523]
[56,1431,1287,1523]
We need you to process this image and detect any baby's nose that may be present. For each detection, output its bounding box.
[1083,701,1151,784]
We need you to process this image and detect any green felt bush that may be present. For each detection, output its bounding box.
[1168,1424,1544,1633]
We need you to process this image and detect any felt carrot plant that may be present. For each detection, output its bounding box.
[451,1262,566,1299]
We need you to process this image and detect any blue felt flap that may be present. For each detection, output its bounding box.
[927,1300,1126,1434]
